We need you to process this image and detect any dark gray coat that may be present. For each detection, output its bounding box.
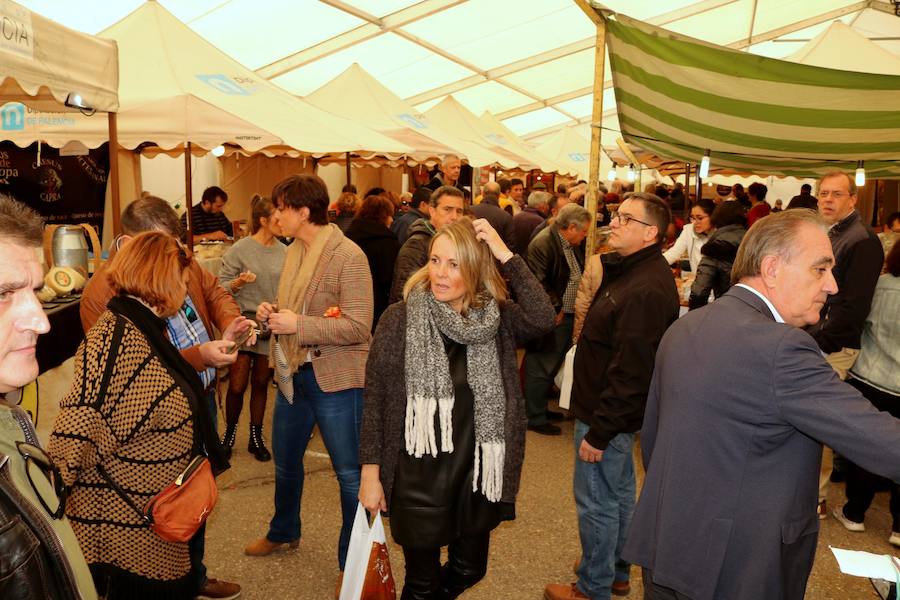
[359,256,555,509]
[622,285,900,600]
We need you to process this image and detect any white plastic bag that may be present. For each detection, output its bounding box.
[556,344,577,410]
[339,503,396,600]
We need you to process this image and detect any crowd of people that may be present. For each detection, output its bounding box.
[1,161,899,600]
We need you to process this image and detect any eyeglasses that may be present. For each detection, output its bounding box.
[817,191,850,200]
[689,214,709,222]
[16,442,66,519]
[611,211,653,227]
[400,201,410,206]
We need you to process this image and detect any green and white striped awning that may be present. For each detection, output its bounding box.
[604,12,900,179]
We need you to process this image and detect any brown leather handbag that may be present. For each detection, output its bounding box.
[98,455,218,543]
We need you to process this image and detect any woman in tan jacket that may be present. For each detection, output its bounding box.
[573,252,604,343]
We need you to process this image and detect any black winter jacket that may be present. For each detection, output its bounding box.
[389,218,435,304]
[525,223,585,312]
[571,245,679,450]
[346,217,401,330]
[689,223,746,310]
[806,210,884,353]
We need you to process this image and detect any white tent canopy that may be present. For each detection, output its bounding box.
[534,126,596,181]
[305,63,503,166]
[3,1,410,156]
[424,96,558,171]
[477,111,568,175]
[787,20,900,75]
[11,0,900,148]
[0,0,118,113]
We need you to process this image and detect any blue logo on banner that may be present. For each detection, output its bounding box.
[568,153,588,162]
[1,103,25,131]
[396,113,427,129]
[196,74,253,96]
[486,133,509,146]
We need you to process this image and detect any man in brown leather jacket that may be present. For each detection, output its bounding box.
[0,193,97,599]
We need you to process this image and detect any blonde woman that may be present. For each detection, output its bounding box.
[359,218,554,599]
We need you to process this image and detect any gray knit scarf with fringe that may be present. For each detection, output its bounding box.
[405,289,505,502]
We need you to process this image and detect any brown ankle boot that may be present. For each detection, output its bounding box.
[244,536,299,556]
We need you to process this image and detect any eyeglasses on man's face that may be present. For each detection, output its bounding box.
[816,191,850,200]
[611,211,653,227]
[16,441,66,519]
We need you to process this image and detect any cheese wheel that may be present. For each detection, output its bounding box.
[64,267,86,290]
[37,285,57,303]
[46,267,75,296]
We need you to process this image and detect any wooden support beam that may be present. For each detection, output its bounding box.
[585,16,607,255]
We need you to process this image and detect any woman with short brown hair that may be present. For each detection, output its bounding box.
[50,231,227,600]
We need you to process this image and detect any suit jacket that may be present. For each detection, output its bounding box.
[471,197,514,248]
[284,229,373,393]
[622,285,900,600]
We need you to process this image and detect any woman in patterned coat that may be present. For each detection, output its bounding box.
[50,232,227,600]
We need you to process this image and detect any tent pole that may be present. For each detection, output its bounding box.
[684,163,691,220]
[345,152,352,187]
[693,162,703,207]
[108,112,122,238]
[585,14,607,254]
[185,142,194,248]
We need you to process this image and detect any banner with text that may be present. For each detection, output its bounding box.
[0,141,108,232]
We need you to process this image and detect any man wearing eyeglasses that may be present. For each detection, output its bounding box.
[545,193,679,600]
[808,171,884,520]
[0,194,98,599]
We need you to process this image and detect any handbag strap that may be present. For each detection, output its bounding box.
[95,463,152,525]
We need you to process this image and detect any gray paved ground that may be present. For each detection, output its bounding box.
[37,365,897,599]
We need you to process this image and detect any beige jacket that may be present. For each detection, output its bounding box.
[573,253,604,343]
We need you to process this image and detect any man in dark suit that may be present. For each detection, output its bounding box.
[622,209,900,600]
[471,181,514,248]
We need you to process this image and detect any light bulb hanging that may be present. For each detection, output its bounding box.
[211,145,225,157]
[626,164,636,182]
[607,167,617,180]
[699,149,710,178]
[855,160,865,186]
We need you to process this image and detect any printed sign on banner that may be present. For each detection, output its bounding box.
[0,0,34,59]
[0,141,109,233]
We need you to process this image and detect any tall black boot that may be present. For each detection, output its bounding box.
[221,423,237,460]
[248,424,272,462]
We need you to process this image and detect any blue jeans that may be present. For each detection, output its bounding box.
[573,420,635,600]
[267,367,363,570]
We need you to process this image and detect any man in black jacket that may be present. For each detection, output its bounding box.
[523,204,589,435]
[0,194,98,599]
[391,186,431,244]
[389,186,465,303]
[424,155,462,192]
[807,171,884,516]
[545,193,678,600]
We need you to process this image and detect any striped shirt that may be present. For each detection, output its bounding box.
[165,296,215,388]
[180,204,233,240]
